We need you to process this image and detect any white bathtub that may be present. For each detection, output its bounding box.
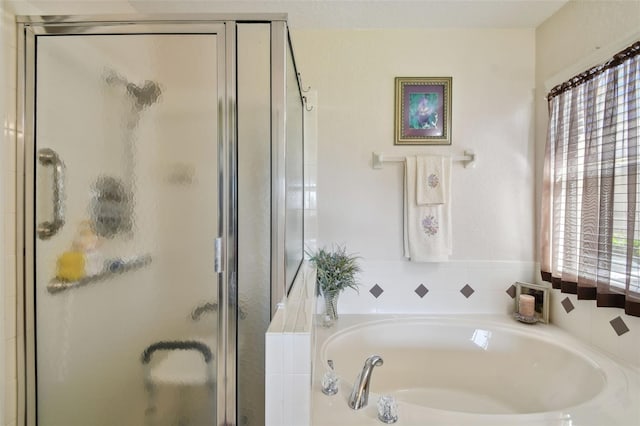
[312,315,640,425]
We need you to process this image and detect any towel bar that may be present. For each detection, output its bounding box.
[372,150,476,169]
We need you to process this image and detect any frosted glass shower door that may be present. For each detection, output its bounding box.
[33,33,221,426]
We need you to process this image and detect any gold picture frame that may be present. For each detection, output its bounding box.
[394,77,452,145]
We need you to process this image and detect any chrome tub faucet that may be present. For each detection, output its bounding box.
[348,355,384,410]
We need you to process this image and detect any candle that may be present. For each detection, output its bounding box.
[519,294,535,317]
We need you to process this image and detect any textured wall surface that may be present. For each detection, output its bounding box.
[293,28,536,262]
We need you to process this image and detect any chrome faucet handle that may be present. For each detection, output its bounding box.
[322,373,339,395]
[321,373,339,395]
[322,359,339,395]
[377,395,398,423]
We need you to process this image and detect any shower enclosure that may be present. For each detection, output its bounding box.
[16,15,305,426]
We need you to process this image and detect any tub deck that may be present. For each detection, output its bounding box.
[312,314,640,426]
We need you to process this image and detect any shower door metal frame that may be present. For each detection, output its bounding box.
[14,15,275,426]
[270,22,287,315]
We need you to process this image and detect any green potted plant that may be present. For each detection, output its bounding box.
[307,245,361,324]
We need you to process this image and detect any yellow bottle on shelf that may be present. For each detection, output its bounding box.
[72,220,102,276]
[56,251,86,282]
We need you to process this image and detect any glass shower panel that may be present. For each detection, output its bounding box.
[34,34,219,426]
[284,36,304,292]
[237,23,271,426]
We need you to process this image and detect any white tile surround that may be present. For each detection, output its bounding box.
[267,261,640,426]
[322,257,640,369]
[335,259,537,315]
[337,258,639,368]
[265,264,316,426]
[548,291,640,368]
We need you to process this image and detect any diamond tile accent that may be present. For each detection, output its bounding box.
[610,316,630,336]
[460,284,475,298]
[561,297,575,314]
[369,284,384,298]
[415,284,429,298]
[506,285,516,299]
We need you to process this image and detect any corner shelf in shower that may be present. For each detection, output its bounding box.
[47,254,152,294]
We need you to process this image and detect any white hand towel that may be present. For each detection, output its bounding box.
[416,156,445,205]
[404,156,452,262]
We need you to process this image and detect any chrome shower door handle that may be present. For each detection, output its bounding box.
[37,148,66,239]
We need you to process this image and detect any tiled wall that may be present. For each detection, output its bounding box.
[549,292,640,368]
[265,264,315,426]
[333,259,640,368]
[333,260,537,315]
[1,6,17,426]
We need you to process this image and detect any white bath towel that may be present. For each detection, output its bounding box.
[404,156,452,262]
[416,156,445,205]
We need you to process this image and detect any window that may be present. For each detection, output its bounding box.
[541,42,640,317]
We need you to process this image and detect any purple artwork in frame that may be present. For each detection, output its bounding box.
[394,77,452,145]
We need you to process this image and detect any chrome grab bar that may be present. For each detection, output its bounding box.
[191,301,248,321]
[141,340,214,364]
[191,302,218,321]
[141,340,216,391]
[37,148,65,239]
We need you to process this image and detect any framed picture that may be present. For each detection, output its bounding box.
[515,282,550,324]
[394,77,452,145]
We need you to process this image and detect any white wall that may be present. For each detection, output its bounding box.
[292,28,537,314]
[535,0,640,367]
[0,4,17,426]
[0,3,17,425]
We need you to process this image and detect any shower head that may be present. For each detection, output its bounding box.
[126,80,162,109]
[104,70,162,109]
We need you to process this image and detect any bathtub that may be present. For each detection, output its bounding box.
[312,315,640,425]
